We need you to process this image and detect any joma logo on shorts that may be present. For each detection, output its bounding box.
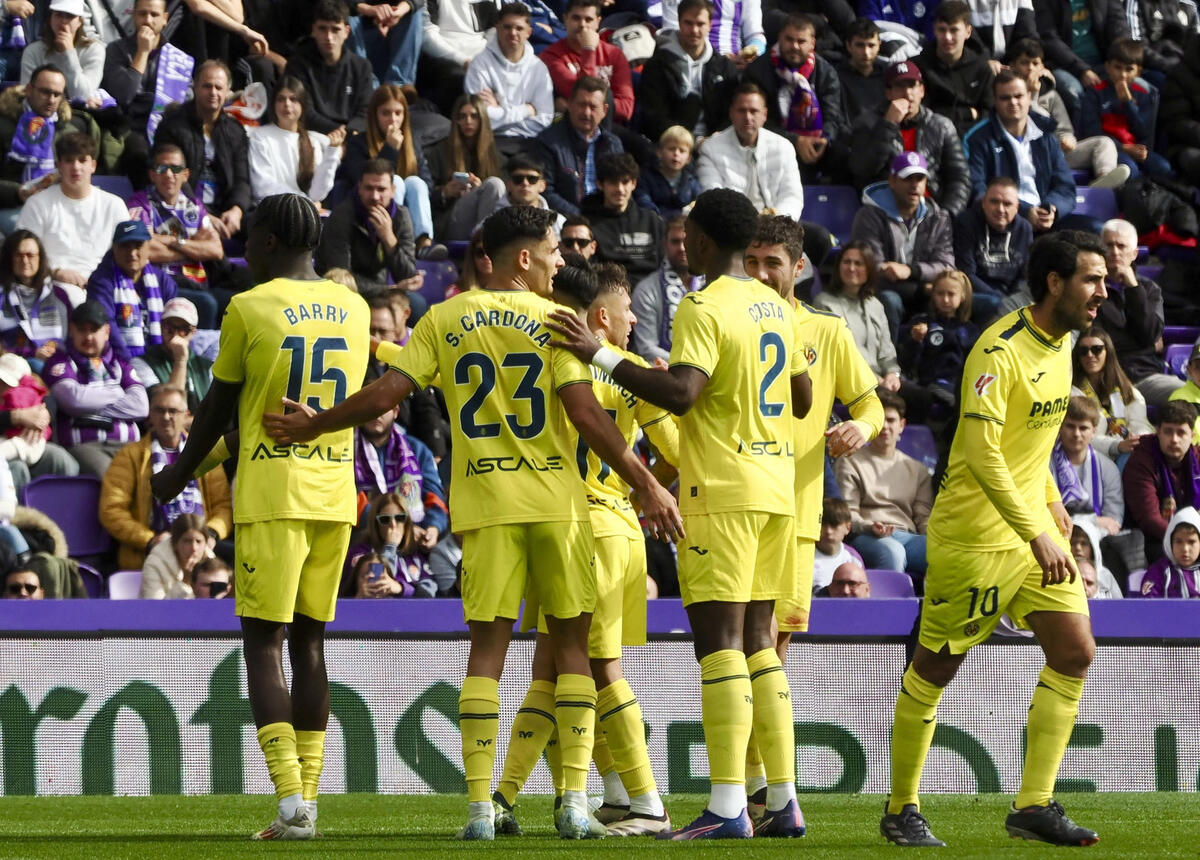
[465,455,563,475]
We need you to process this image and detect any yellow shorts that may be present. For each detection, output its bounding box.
[776,537,816,632]
[919,537,1090,655]
[587,533,648,659]
[461,520,596,623]
[678,511,796,606]
[235,519,352,624]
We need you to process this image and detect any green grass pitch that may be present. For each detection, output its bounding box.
[0,793,1195,859]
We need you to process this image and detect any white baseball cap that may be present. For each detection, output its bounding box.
[0,353,31,388]
[162,297,199,328]
[48,0,86,16]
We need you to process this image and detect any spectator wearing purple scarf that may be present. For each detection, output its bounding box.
[86,219,177,360]
[1051,395,1124,534]
[42,299,148,476]
[345,491,437,598]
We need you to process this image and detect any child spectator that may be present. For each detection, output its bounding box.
[915,0,994,136]
[139,512,214,598]
[248,76,342,207]
[0,353,50,470]
[1052,395,1125,533]
[898,269,978,417]
[1079,38,1173,180]
[1070,517,1124,599]
[345,491,436,597]
[634,125,701,218]
[812,496,863,593]
[1141,506,1200,597]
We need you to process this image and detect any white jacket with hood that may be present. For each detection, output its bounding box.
[1071,515,1123,600]
[465,33,554,138]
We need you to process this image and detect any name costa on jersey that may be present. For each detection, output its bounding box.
[443,308,552,348]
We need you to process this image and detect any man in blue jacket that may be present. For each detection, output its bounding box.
[536,76,623,217]
[963,69,1078,234]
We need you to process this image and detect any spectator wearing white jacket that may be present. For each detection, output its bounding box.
[248,77,341,207]
[138,512,214,599]
[696,82,804,220]
[465,5,553,148]
[420,0,498,112]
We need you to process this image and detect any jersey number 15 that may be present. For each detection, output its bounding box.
[282,335,349,411]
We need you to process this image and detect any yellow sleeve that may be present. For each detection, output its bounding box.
[389,310,440,388]
[668,295,719,375]
[194,434,232,478]
[789,309,809,376]
[961,415,1047,542]
[376,339,403,368]
[958,336,1011,425]
[642,412,680,468]
[1045,467,1062,505]
[837,325,885,441]
[211,301,248,384]
[551,343,592,390]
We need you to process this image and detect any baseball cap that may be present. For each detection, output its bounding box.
[885,61,923,86]
[1189,342,1200,365]
[162,297,199,328]
[113,220,152,245]
[891,151,929,178]
[71,300,109,328]
[48,0,86,16]
[0,353,30,388]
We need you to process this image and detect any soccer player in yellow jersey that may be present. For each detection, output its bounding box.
[880,231,1108,848]
[263,206,683,842]
[549,189,813,840]
[151,194,371,840]
[743,216,884,820]
[493,262,679,837]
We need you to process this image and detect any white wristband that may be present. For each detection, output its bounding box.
[591,345,622,375]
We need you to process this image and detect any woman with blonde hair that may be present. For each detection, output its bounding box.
[1071,325,1151,459]
[337,83,445,258]
[429,93,506,240]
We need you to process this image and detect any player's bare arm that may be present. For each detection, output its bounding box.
[264,369,414,445]
[791,371,812,419]
[151,379,242,501]
[547,309,707,415]
[560,382,685,542]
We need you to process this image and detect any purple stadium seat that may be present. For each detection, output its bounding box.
[1127,568,1146,597]
[805,185,860,242]
[1073,187,1118,221]
[1164,342,1190,378]
[897,423,938,474]
[1163,325,1199,346]
[416,260,458,306]
[865,569,916,598]
[446,240,470,261]
[1140,264,1164,285]
[20,476,113,558]
[107,569,142,600]
[93,175,135,201]
[76,562,105,599]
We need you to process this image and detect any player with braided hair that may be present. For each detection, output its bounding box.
[152,193,371,841]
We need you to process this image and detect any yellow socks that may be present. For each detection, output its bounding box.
[1016,666,1085,809]
[544,726,564,796]
[887,665,944,815]
[495,679,556,807]
[295,730,325,803]
[459,676,500,803]
[257,722,303,801]
[747,648,796,810]
[598,679,662,815]
[554,673,597,794]
[699,649,752,817]
[745,729,767,794]
[592,730,615,778]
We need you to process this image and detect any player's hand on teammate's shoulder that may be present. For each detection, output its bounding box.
[1030,531,1078,588]
[262,398,320,445]
[546,310,602,362]
[638,480,685,544]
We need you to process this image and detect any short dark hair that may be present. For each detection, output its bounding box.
[151,142,186,162]
[666,214,687,233]
[992,68,1026,95]
[571,75,608,99]
[986,175,1019,193]
[552,263,598,310]
[561,215,593,235]
[253,193,322,250]
[677,0,714,19]
[312,0,349,24]
[497,1,532,22]
[877,388,906,417]
[592,261,629,297]
[688,189,759,252]
[780,13,815,35]
[822,496,852,526]
[1027,231,1106,303]
[54,132,96,162]
[360,157,394,179]
[846,17,880,41]
[481,204,556,258]
[564,0,602,14]
[1006,36,1043,63]
[28,64,66,88]
[504,153,545,178]
[934,0,971,26]
[732,80,768,105]
[596,152,639,184]
[752,215,805,267]
[1157,400,1197,429]
[1108,37,1144,66]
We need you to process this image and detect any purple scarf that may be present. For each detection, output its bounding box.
[149,435,205,531]
[1051,441,1102,516]
[354,425,422,494]
[770,45,823,136]
[7,106,56,183]
[148,43,194,142]
[353,193,399,254]
[655,264,703,352]
[1152,442,1200,509]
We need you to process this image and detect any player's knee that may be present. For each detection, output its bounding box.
[1052,639,1095,678]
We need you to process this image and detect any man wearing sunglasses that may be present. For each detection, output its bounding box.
[474,155,565,237]
[1,569,43,599]
[558,216,596,260]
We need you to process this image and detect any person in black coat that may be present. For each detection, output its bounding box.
[1160,31,1200,186]
[914,0,993,136]
[282,0,373,140]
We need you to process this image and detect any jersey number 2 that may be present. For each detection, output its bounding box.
[282,336,349,411]
[758,331,786,417]
[455,351,546,439]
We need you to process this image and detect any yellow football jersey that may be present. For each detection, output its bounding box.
[791,301,883,539]
[581,341,679,539]
[388,288,593,531]
[212,277,370,525]
[929,307,1072,551]
[670,274,806,516]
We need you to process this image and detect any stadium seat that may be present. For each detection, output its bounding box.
[107,570,142,600]
[1164,343,1190,378]
[1163,325,1199,346]
[897,424,938,474]
[20,476,113,558]
[76,562,105,599]
[446,240,470,261]
[1127,568,1146,597]
[805,185,860,243]
[1073,187,1118,221]
[1140,264,1164,285]
[865,569,916,598]
[93,175,134,201]
[416,259,458,306]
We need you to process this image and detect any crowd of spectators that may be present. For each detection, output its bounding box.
[0,0,1197,601]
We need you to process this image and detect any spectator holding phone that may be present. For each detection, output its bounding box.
[344,491,436,597]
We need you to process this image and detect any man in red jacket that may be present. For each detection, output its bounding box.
[1121,399,1200,562]
[541,0,634,123]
